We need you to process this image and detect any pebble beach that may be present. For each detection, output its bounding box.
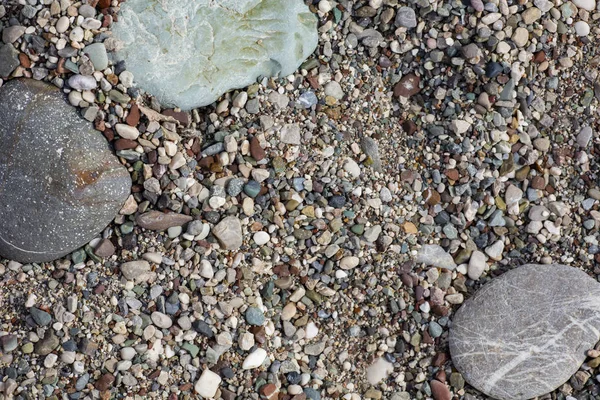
[2,0,600,399]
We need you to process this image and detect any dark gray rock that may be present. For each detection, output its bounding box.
[30,307,52,326]
[450,264,600,400]
[0,79,131,263]
[0,44,19,77]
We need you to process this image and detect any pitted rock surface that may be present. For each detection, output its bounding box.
[0,79,131,263]
[112,0,318,110]
[450,264,600,400]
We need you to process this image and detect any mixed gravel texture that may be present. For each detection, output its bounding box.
[2,0,600,398]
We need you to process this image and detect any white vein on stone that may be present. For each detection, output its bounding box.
[449,264,600,400]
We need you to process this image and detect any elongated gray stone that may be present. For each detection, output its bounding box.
[450,264,600,400]
[112,0,318,110]
[0,79,131,263]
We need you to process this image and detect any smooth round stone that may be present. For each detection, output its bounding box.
[56,16,70,33]
[574,21,590,36]
[83,43,108,71]
[450,264,600,400]
[244,180,261,198]
[0,79,131,262]
[253,231,270,246]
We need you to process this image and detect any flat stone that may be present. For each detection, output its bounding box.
[0,334,18,352]
[395,6,417,28]
[242,348,268,369]
[521,7,542,24]
[68,74,97,90]
[573,0,595,10]
[577,126,593,147]
[30,307,52,326]
[195,369,222,398]
[512,27,529,47]
[83,43,108,71]
[136,211,193,230]
[151,311,173,329]
[0,79,130,262]
[2,26,26,44]
[416,244,457,270]
[467,250,486,280]
[280,124,301,145]
[430,380,451,400]
[450,264,600,400]
[393,74,420,98]
[34,330,60,356]
[112,0,318,110]
[0,44,19,77]
[212,216,243,250]
[484,240,504,260]
[115,124,140,140]
[366,357,394,385]
[121,260,156,283]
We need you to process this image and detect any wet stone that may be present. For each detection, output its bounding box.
[0,79,131,262]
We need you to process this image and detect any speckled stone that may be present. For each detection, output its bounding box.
[0,79,131,263]
[450,264,600,400]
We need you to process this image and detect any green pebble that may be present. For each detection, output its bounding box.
[22,342,34,353]
[182,342,200,358]
[71,248,86,264]
[351,224,365,235]
[121,221,134,234]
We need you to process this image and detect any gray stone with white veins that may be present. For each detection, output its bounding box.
[112,0,318,110]
[450,264,600,400]
[0,79,131,263]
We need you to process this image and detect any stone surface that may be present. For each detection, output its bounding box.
[242,347,268,369]
[450,264,600,400]
[0,79,131,263]
[136,211,193,230]
[0,44,19,77]
[195,369,222,398]
[112,0,318,110]
[416,244,456,270]
[121,260,156,283]
[212,216,243,250]
[366,357,394,385]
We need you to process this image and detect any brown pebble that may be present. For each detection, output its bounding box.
[393,73,421,98]
[136,211,193,231]
[97,0,110,9]
[95,373,115,391]
[221,389,236,400]
[430,379,452,400]
[432,352,448,367]
[531,176,546,190]
[163,109,190,126]
[260,383,278,399]
[126,103,140,126]
[402,120,417,135]
[533,50,546,63]
[19,53,31,68]
[423,188,441,206]
[445,169,459,181]
[102,128,114,141]
[114,138,137,151]
[250,137,266,161]
[94,238,115,257]
[251,326,267,344]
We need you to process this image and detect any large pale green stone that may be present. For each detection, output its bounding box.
[112,0,318,110]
